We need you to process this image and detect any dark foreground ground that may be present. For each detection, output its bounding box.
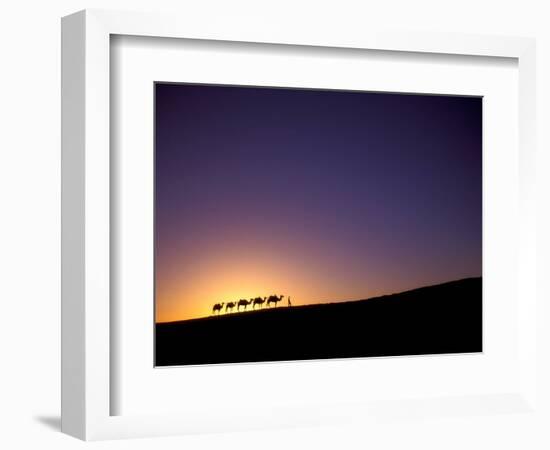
[155,277,482,366]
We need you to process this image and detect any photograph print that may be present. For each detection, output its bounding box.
[154,83,482,367]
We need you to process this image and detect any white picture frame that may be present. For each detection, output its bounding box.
[61,9,537,441]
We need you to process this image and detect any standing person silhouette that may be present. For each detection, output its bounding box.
[288,296,292,307]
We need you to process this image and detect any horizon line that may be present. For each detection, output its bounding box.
[156,275,482,325]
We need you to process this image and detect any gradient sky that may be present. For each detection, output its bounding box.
[155,83,482,323]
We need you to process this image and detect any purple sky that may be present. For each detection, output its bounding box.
[155,83,482,322]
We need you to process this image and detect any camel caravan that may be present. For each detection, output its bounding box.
[212,295,289,315]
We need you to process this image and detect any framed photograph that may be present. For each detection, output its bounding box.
[153,82,483,367]
[62,9,538,441]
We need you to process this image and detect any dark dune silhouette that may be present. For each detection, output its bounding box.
[155,277,482,366]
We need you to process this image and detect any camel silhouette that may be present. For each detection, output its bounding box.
[267,294,284,307]
[212,302,224,315]
[237,298,252,311]
[252,296,266,309]
[211,295,288,314]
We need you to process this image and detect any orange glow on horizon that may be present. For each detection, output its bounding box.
[154,237,476,323]
[154,238,386,322]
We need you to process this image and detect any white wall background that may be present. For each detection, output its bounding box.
[0,1,549,449]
